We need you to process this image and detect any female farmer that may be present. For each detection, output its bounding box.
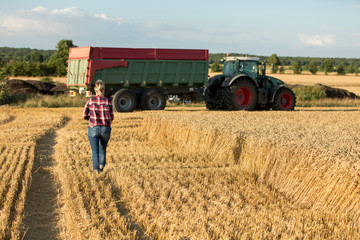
[83,80,114,173]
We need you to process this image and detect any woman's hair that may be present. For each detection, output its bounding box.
[94,80,105,96]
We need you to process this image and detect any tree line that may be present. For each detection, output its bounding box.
[1,44,360,77]
[210,53,360,75]
[0,39,76,77]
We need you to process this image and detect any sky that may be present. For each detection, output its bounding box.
[0,0,360,58]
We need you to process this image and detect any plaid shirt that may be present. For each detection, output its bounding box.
[83,96,114,127]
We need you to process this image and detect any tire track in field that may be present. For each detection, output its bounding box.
[0,115,15,125]
[22,117,69,240]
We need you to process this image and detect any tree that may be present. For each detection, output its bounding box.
[268,53,280,73]
[0,70,9,104]
[48,39,76,76]
[336,63,346,75]
[346,65,355,74]
[211,61,222,72]
[324,59,333,75]
[308,60,318,75]
[279,65,285,73]
[292,61,302,74]
[30,51,44,62]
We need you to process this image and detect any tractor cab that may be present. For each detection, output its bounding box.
[222,56,261,80]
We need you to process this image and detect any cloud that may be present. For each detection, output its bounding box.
[30,6,48,13]
[0,5,256,51]
[50,7,86,17]
[144,21,162,28]
[94,13,123,25]
[299,34,336,47]
[0,9,65,35]
[0,6,126,43]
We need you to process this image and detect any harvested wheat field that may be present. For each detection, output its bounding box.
[1,106,360,239]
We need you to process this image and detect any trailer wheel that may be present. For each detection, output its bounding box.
[272,87,296,111]
[112,89,137,112]
[224,78,258,110]
[140,89,166,110]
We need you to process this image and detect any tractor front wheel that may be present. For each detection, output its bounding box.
[224,78,258,110]
[272,87,296,111]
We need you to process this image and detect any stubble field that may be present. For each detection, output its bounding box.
[0,105,360,239]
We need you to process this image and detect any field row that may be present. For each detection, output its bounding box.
[0,108,67,239]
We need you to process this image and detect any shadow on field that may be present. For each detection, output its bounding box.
[0,115,15,125]
[111,186,151,240]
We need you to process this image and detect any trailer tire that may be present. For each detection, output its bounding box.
[112,89,137,112]
[140,89,166,110]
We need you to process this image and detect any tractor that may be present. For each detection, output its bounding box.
[203,56,296,111]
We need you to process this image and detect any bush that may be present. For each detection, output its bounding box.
[309,60,318,75]
[292,61,302,74]
[40,77,54,84]
[291,85,326,101]
[21,94,88,108]
[279,66,285,73]
[337,63,346,75]
[211,62,222,72]
[0,70,10,104]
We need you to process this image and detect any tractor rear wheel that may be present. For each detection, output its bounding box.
[224,78,258,110]
[140,89,166,110]
[272,87,296,111]
[112,89,137,112]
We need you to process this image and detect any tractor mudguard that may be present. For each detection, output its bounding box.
[206,75,225,88]
[222,74,259,88]
[269,85,285,103]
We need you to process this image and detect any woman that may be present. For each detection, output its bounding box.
[83,80,114,173]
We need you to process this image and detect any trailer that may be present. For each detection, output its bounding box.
[67,46,209,112]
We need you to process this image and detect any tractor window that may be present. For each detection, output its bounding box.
[239,61,258,79]
[223,61,236,75]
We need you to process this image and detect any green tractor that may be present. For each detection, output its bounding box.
[204,56,296,111]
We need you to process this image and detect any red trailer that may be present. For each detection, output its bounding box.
[67,47,209,112]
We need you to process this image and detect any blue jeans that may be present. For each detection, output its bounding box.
[88,126,111,172]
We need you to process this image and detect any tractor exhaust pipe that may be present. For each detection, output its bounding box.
[262,60,267,76]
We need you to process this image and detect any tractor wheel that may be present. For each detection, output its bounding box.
[140,89,166,110]
[204,87,217,110]
[112,89,137,112]
[272,87,296,111]
[224,78,258,110]
[204,87,226,110]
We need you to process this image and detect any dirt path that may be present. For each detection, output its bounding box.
[22,129,62,239]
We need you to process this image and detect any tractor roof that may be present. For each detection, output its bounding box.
[223,56,260,62]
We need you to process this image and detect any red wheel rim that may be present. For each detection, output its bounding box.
[279,93,293,109]
[236,87,252,107]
